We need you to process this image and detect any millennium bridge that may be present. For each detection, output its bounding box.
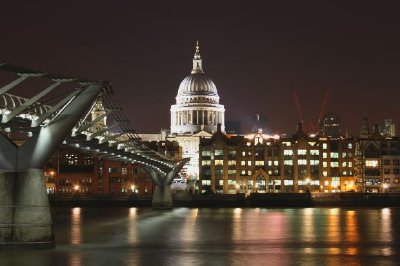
[0,62,187,248]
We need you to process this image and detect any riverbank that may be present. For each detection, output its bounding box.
[48,192,400,208]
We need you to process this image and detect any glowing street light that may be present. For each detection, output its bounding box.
[131,185,135,193]
[74,185,79,191]
[383,183,389,192]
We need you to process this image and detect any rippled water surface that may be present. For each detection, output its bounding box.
[1,207,400,265]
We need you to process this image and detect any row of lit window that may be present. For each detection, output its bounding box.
[322,171,353,176]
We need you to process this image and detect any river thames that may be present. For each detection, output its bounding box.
[1,207,399,265]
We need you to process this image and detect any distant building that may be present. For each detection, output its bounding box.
[319,112,341,138]
[225,120,241,135]
[360,117,371,138]
[381,118,396,138]
[44,147,154,195]
[251,112,268,133]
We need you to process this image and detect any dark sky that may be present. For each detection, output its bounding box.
[1,1,399,135]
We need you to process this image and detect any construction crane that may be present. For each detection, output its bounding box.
[292,90,330,135]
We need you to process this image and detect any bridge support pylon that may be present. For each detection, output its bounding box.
[0,84,103,249]
[145,159,189,210]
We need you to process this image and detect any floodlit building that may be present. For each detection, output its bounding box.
[169,42,225,181]
[199,122,358,194]
[381,118,396,138]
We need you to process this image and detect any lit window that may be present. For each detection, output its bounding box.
[255,160,264,166]
[332,177,340,187]
[297,150,307,155]
[323,143,327,150]
[298,159,307,165]
[348,162,352,167]
[323,152,327,159]
[274,160,279,166]
[241,161,246,166]
[202,180,211,185]
[323,171,327,177]
[323,162,327,167]
[342,162,347,167]
[202,160,211,166]
[283,142,291,147]
[284,160,293,165]
[348,143,353,149]
[247,170,252,175]
[215,150,223,156]
[228,160,236,166]
[330,162,339,167]
[247,161,252,166]
[310,150,319,156]
[122,168,127,175]
[284,149,293,156]
[365,160,379,167]
[330,152,339,158]
[202,150,211,156]
[268,161,272,166]
[324,180,329,186]
[214,160,224,165]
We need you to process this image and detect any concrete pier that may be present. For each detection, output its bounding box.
[145,158,189,210]
[0,170,54,249]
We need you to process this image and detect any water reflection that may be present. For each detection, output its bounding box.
[345,210,359,244]
[71,207,81,245]
[1,207,398,266]
[327,208,340,244]
[303,208,315,242]
[381,208,392,242]
[70,253,82,266]
[180,208,198,243]
[127,207,137,243]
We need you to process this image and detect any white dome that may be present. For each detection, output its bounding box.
[177,74,218,97]
[170,42,225,135]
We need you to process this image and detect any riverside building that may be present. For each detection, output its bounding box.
[199,123,358,194]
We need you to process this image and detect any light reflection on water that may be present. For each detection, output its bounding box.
[0,207,399,266]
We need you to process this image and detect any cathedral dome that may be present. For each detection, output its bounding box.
[170,41,225,135]
[175,42,220,105]
[177,74,218,97]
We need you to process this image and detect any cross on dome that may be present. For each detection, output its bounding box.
[191,40,203,74]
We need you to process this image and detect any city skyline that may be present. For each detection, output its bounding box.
[0,1,399,134]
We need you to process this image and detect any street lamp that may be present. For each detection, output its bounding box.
[383,183,388,192]
[131,184,135,193]
[73,185,79,197]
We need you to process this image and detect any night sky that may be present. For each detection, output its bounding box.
[1,1,399,135]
